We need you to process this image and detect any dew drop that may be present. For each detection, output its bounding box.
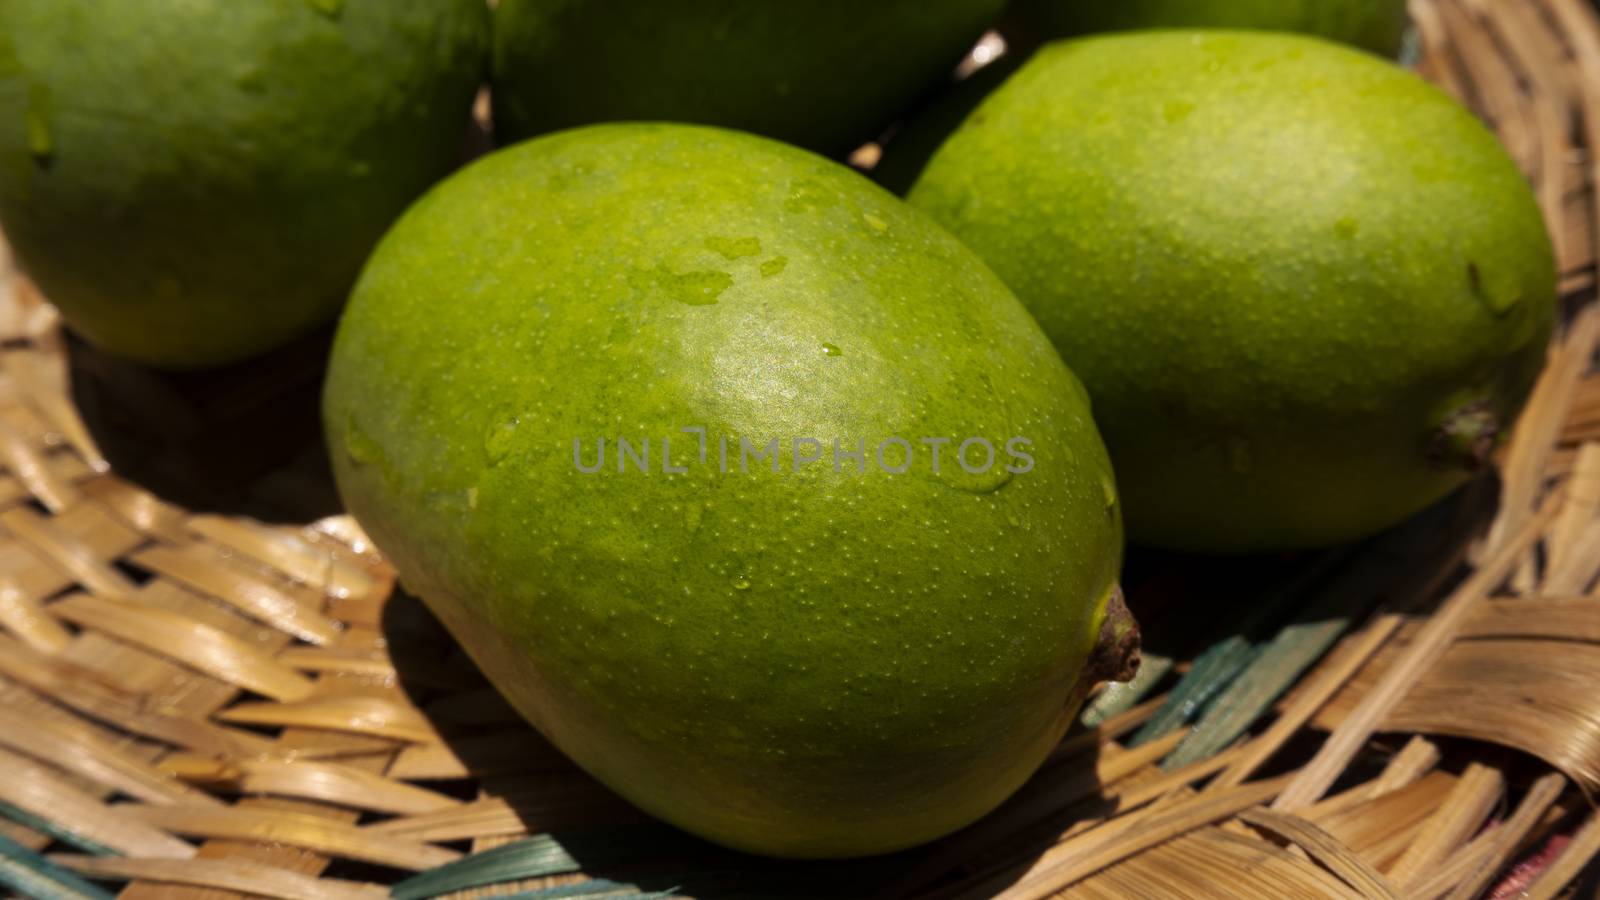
[705,235,761,260]
[484,415,520,464]
[1465,261,1522,316]
[23,84,51,164]
[664,270,733,306]
[821,342,842,357]
[343,415,383,467]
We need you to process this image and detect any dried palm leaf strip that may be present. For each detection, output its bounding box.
[0,390,52,439]
[0,344,106,482]
[364,775,641,843]
[78,478,190,546]
[1236,808,1400,900]
[0,633,270,757]
[163,756,460,816]
[326,588,391,632]
[1464,598,1600,640]
[1571,376,1600,423]
[4,276,60,341]
[1049,694,1169,764]
[49,854,388,900]
[1490,308,1600,551]
[129,543,339,644]
[0,705,217,807]
[903,739,1254,900]
[1306,770,1458,869]
[1433,0,1539,171]
[1523,808,1600,899]
[385,828,668,900]
[1063,827,1365,900]
[124,616,424,896]
[1320,636,1600,788]
[217,694,442,743]
[988,777,1287,900]
[1548,444,1600,572]
[1555,0,1600,307]
[0,458,95,515]
[1212,613,1403,790]
[0,748,194,859]
[1164,535,1440,772]
[0,574,69,652]
[311,515,382,560]
[1273,498,1558,810]
[0,506,137,601]
[1544,517,1600,594]
[1131,553,1352,751]
[813,729,1196,900]
[1360,736,1445,798]
[1386,762,1505,888]
[0,834,112,900]
[1413,0,1473,104]
[1299,733,1452,826]
[1487,0,1578,115]
[185,515,375,602]
[0,536,81,604]
[125,801,458,872]
[276,646,397,678]
[0,418,79,513]
[1406,771,1569,900]
[49,593,315,702]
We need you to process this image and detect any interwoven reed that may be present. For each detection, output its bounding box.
[2,1,1600,897]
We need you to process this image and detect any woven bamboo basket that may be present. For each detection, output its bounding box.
[1,1,1599,897]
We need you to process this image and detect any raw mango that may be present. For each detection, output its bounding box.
[491,0,1005,154]
[1007,0,1409,56]
[0,0,488,368]
[325,123,1133,857]
[909,32,1555,552]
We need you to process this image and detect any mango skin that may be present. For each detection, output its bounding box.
[1007,0,1408,56]
[0,0,487,368]
[491,0,1005,154]
[908,32,1555,552]
[324,124,1124,858]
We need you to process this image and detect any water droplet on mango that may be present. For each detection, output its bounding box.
[344,416,383,467]
[23,84,52,164]
[705,235,761,260]
[484,415,520,463]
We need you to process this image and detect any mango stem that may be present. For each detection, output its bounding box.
[1428,400,1501,472]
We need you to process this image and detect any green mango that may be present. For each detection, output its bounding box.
[0,0,487,368]
[324,123,1132,858]
[1007,0,1409,56]
[490,0,1005,154]
[908,32,1555,552]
